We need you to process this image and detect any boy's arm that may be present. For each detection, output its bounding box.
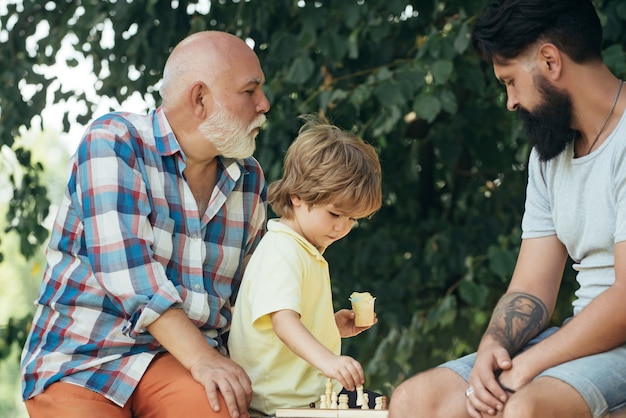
[271,309,364,390]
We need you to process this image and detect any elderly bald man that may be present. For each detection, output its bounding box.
[21,31,270,418]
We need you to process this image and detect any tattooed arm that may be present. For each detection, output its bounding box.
[496,240,626,393]
[465,236,568,417]
[485,292,549,355]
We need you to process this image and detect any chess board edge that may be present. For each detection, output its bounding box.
[274,408,389,417]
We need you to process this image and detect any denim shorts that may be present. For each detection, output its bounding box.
[440,325,626,417]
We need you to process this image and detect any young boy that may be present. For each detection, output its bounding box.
[229,114,383,415]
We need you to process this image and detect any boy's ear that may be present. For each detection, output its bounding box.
[290,195,304,207]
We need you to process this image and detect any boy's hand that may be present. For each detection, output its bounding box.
[335,309,377,337]
[321,355,365,391]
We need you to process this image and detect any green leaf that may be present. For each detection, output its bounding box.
[459,281,489,308]
[414,94,441,123]
[349,84,371,107]
[431,59,454,85]
[487,245,517,279]
[285,56,315,84]
[453,23,471,54]
[439,89,458,114]
[372,105,402,137]
[372,79,406,107]
[317,31,347,63]
[395,67,426,94]
[347,30,360,59]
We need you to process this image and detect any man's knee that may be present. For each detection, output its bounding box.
[501,378,591,418]
[500,394,541,418]
[133,353,231,417]
[390,372,433,404]
[390,367,471,418]
[389,377,414,405]
[133,378,230,417]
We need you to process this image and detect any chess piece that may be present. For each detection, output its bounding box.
[356,385,364,406]
[338,394,349,409]
[325,379,332,405]
[319,394,328,409]
[330,391,338,409]
[381,395,388,410]
[374,396,383,410]
[361,393,370,409]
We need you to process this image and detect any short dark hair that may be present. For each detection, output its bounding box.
[471,0,602,64]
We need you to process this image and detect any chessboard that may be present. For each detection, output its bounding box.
[275,408,389,418]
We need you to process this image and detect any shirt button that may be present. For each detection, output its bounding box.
[193,284,201,291]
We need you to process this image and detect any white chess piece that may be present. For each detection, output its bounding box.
[356,385,364,406]
[361,393,370,409]
[325,379,332,404]
[320,394,328,409]
[374,396,383,410]
[330,391,338,409]
[338,394,349,409]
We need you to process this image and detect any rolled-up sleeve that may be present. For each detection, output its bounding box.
[75,117,182,336]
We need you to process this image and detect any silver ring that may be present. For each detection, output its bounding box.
[465,387,475,398]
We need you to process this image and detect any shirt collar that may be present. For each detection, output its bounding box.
[267,219,327,258]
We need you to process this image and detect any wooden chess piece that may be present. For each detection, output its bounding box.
[338,394,349,409]
[374,396,383,410]
[330,391,338,409]
[356,385,364,406]
[361,393,370,409]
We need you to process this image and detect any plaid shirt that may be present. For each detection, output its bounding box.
[20,107,267,406]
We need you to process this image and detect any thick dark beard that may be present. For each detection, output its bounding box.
[517,75,576,162]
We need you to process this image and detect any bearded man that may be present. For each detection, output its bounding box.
[389,1,626,417]
[21,31,269,418]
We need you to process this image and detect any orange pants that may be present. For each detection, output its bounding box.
[25,353,233,418]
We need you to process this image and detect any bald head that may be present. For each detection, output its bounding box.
[160,31,259,106]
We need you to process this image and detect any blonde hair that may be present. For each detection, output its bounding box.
[268,114,382,219]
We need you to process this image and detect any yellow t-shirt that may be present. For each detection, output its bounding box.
[229,219,341,415]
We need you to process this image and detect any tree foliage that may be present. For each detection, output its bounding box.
[1,0,626,394]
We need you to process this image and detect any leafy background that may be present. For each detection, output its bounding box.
[1,0,626,416]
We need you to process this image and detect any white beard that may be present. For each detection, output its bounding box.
[198,103,266,159]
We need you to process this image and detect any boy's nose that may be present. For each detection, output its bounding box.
[334,219,352,233]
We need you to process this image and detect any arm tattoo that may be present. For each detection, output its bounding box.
[485,292,549,355]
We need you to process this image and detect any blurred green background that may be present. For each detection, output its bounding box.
[0,129,69,418]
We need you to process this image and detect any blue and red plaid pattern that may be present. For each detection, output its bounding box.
[21,107,267,406]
